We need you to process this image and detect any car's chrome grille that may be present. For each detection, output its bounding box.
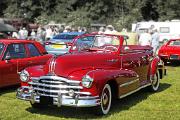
[29,76,90,98]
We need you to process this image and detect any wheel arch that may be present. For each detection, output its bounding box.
[106,79,119,100]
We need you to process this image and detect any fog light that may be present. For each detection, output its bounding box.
[68,89,75,97]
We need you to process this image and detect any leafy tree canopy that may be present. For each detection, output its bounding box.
[0,0,179,30]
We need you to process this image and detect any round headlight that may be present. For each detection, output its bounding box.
[82,75,94,88]
[20,70,29,82]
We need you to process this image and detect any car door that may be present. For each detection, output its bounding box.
[25,43,51,66]
[119,45,150,96]
[121,46,150,86]
[1,43,29,87]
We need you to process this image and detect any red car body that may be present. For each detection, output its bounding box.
[0,39,52,87]
[158,39,180,63]
[17,33,165,115]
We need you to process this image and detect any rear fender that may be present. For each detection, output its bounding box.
[150,56,159,75]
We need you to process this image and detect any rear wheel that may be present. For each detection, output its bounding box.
[95,84,112,115]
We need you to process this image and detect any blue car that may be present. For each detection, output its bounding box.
[45,32,85,55]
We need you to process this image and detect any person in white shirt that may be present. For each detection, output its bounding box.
[138,29,152,46]
[151,29,160,54]
[30,29,36,40]
[45,26,53,40]
[12,31,19,39]
[104,25,117,34]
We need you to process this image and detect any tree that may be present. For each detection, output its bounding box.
[156,0,180,21]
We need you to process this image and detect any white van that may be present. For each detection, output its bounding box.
[132,20,180,42]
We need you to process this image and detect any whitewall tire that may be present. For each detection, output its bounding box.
[95,84,112,115]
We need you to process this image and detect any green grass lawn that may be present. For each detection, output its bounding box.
[0,65,180,120]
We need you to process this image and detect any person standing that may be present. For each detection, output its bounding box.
[151,29,160,55]
[138,29,152,46]
[104,25,117,34]
[18,27,24,39]
[98,27,105,34]
[23,27,28,39]
[30,29,36,40]
[45,26,53,41]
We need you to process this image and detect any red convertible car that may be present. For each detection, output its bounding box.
[17,33,165,115]
[0,39,52,87]
[158,39,180,63]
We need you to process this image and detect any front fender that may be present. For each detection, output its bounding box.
[20,65,47,86]
[80,68,139,96]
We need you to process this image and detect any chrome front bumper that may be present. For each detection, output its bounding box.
[16,87,100,107]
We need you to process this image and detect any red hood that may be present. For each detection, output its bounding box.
[46,52,120,77]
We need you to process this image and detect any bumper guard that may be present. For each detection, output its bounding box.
[16,87,100,107]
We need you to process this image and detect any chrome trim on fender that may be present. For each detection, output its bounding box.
[119,79,139,88]
[119,83,151,99]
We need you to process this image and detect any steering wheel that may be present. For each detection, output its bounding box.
[103,46,118,52]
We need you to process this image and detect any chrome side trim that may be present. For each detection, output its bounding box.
[119,83,151,99]
[119,79,139,88]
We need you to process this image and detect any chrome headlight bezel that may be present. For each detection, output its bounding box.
[82,75,94,88]
[20,70,30,82]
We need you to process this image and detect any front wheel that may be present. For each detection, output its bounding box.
[149,72,159,92]
[95,84,112,115]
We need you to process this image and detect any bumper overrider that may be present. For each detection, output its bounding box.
[16,76,100,107]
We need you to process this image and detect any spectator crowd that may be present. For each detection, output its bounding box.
[10,25,87,43]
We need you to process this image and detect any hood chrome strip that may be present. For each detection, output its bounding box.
[49,57,57,74]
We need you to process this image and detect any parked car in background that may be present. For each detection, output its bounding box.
[45,32,85,55]
[17,33,165,115]
[158,39,180,63]
[0,39,52,87]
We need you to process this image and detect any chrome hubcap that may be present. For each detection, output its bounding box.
[103,93,108,105]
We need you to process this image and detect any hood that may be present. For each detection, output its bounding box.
[46,52,119,77]
[164,45,180,55]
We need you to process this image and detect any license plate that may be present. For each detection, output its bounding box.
[40,96,53,104]
[170,55,179,60]
[52,44,65,49]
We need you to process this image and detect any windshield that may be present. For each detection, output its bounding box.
[169,40,180,46]
[0,43,4,55]
[71,35,120,52]
[53,34,77,40]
